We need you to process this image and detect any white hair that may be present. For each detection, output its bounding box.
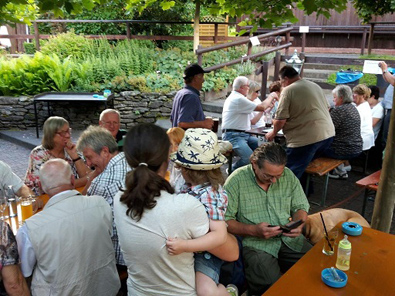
[99,109,120,121]
[39,159,73,193]
[232,76,249,91]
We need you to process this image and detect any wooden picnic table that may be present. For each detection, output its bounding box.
[263,222,395,295]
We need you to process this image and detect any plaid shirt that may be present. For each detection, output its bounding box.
[88,152,131,265]
[186,183,228,221]
[224,165,309,258]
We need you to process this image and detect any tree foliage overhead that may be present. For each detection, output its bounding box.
[126,0,349,34]
[352,0,395,23]
[2,0,395,29]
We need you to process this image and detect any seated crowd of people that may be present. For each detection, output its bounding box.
[0,62,393,296]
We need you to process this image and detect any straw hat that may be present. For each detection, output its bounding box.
[170,128,227,170]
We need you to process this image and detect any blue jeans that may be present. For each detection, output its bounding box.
[286,137,334,179]
[223,131,258,171]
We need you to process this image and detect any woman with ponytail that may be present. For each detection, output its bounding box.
[113,123,210,295]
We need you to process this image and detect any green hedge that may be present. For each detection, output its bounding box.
[2,32,273,96]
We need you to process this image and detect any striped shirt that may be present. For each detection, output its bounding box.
[224,165,309,258]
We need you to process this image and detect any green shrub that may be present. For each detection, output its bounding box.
[23,42,36,54]
[40,30,93,59]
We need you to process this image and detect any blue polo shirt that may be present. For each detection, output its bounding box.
[170,85,205,127]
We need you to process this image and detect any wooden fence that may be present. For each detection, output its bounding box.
[196,25,294,96]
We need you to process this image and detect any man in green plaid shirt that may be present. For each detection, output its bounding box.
[224,142,312,295]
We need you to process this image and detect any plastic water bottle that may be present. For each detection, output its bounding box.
[336,235,352,271]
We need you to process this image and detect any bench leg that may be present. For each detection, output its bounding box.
[227,151,233,175]
[305,174,311,196]
[361,188,369,217]
[321,173,330,207]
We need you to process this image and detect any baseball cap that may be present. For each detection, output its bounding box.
[183,64,210,79]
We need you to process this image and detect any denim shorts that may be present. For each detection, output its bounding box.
[194,252,224,284]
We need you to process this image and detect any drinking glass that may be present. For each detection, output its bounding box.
[19,196,37,224]
[4,185,17,217]
[322,229,339,255]
[0,189,8,220]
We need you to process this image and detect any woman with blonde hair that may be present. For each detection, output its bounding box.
[166,127,186,192]
[24,116,91,195]
[352,84,375,151]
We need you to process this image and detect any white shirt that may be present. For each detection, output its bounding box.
[249,98,266,128]
[356,101,375,150]
[222,91,258,131]
[0,161,24,193]
[114,190,209,296]
[371,103,384,140]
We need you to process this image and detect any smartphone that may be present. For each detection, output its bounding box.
[280,219,303,233]
[269,220,303,232]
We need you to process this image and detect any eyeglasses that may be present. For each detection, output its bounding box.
[56,128,72,137]
[260,172,283,180]
[101,120,120,126]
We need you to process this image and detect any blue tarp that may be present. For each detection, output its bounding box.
[388,67,395,74]
[336,71,364,84]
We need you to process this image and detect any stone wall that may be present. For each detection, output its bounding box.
[0,91,176,130]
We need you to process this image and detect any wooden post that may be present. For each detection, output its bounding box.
[274,51,281,81]
[300,52,305,78]
[301,32,306,54]
[361,27,367,55]
[197,45,203,65]
[260,61,269,96]
[371,92,395,232]
[33,22,40,51]
[126,23,131,40]
[285,23,292,56]
[247,42,252,56]
[367,23,375,55]
[214,23,218,44]
[193,0,201,52]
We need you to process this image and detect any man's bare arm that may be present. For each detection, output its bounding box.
[178,118,214,129]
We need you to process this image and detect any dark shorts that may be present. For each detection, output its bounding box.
[194,252,224,284]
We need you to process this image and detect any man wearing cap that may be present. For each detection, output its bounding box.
[171,64,214,129]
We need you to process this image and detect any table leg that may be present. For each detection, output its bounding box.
[34,101,39,138]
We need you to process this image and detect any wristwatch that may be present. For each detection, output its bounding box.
[383,70,387,74]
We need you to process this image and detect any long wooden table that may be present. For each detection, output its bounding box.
[263,223,395,295]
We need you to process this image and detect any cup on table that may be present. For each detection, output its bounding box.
[322,229,338,255]
[212,118,219,133]
[19,196,37,225]
[103,89,111,98]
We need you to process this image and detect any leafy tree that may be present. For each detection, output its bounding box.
[352,0,395,23]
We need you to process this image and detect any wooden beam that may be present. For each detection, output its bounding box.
[367,23,375,55]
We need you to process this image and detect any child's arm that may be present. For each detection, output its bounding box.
[166,219,227,255]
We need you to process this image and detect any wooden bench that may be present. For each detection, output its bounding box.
[356,170,381,217]
[305,157,345,206]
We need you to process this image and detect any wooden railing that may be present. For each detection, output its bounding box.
[196,25,294,96]
[239,23,395,55]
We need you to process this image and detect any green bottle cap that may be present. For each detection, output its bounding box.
[339,235,351,249]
